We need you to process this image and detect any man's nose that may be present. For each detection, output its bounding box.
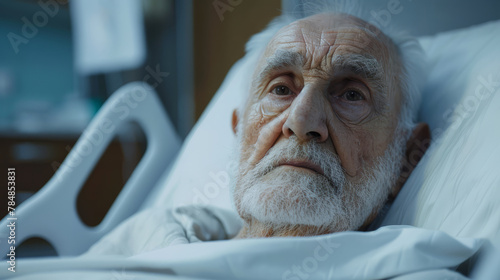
[282,89,329,142]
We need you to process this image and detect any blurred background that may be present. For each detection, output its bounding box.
[0,0,498,257]
[0,0,281,256]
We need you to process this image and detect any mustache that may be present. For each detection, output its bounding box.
[251,137,347,190]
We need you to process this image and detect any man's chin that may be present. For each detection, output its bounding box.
[260,166,335,187]
[236,169,346,230]
[274,165,339,192]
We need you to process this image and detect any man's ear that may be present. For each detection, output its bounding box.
[232,109,239,135]
[391,122,431,199]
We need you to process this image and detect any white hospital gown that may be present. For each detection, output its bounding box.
[85,205,242,256]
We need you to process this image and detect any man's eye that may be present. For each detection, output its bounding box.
[342,90,364,101]
[272,85,292,96]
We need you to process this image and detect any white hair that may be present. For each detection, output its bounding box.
[230,1,425,235]
[238,0,425,136]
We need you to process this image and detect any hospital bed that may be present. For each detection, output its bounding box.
[2,1,500,279]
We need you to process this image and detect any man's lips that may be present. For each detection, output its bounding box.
[277,160,325,176]
[273,159,338,192]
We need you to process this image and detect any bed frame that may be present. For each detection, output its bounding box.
[0,82,180,256]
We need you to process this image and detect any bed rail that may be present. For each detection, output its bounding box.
[0,82,181,256]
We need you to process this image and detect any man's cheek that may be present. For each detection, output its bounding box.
[237,116,271,167]
[243,101,284,144]
[242,103,264,138]
[351,131,382,178]
[330,128,365,178]
[260,97,288,119]
[247,113,288,166]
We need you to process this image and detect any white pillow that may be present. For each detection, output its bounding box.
[148,20,500,245]
[381,20,500,246]
[147,57,249,211]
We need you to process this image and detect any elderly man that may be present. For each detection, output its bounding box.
[87,9,430,256]
[11,5,493,280]
[230,12,430,238]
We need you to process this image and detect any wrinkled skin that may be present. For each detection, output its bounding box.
[232,13,430,238]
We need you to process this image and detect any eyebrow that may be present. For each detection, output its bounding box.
[258,51,384,82]
[332,54,384,82]
[258,50,304,82]
[256,51,387,103]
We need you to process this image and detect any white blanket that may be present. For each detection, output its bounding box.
[85,206,243,256]
[0,205,488,279]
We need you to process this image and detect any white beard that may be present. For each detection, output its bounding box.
[231,133,406,234]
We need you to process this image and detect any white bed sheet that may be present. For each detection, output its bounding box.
[1,223,487,279]
[145,18,500,249]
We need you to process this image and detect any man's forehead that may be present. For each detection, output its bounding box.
[276,13,383,43]
[259,50,384,81]
[263,13,392,66]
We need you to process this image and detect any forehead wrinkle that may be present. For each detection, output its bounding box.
[277,26,388,71]
[322,31,386,55]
